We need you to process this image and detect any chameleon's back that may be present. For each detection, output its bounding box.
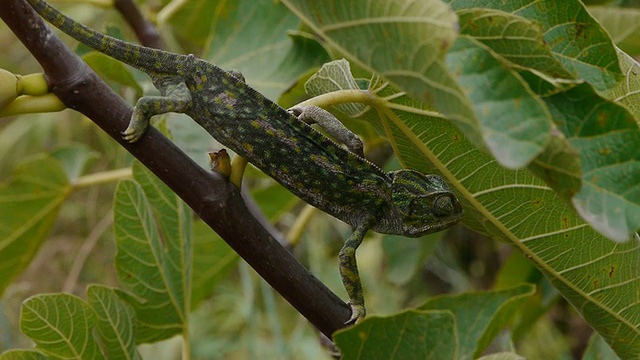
[185,59,394,228]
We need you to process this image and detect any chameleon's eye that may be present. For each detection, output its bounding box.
[433,194,456,217]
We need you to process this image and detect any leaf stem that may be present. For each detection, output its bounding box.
[295,88,445,119]
[286,204,317,247]
[294,89,375,109]
[182,332,191,360]
[73,168,132,189]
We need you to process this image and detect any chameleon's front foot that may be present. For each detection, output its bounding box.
[122,77,192,143]
[122,107,149,142]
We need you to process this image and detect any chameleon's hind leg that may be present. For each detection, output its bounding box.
[339,221,372,324]
[123,75,192,142]
[289,105,364,158]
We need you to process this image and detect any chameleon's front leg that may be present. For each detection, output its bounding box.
[123,75,192,142]
[339,221,371,324]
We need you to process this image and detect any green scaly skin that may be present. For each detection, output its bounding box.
[28,0,464,323]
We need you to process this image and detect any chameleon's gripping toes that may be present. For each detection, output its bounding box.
[28,0,464,323]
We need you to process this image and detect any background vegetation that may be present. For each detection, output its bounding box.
[1,0,639,359]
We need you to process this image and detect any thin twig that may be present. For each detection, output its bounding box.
[62,210,114,293]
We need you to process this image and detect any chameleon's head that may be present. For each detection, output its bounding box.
[389,170,463,237]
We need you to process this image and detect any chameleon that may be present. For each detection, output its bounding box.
[27,0,464,323]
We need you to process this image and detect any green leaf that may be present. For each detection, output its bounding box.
[418,284,536,359]
[304,59,367,116]
[383,233,441,286]
[169,0,331,99]
[302,60,639,356]
[113,162,191,343]
[190,220,238,308]
[283,0,457,96]
[542,83,640,241]
[583,332,620,360]
[588,6,640,55]
[20,294,104,359]
[445,36,552,168]
[184,0,327,100]
[494,252,542,290]
[82,52,143,94]
[269,29,333,101]
[158,0,219,52]
[0,155,70,295]
[286,3,640,354]
[51,144,100,181]
[87,285,141,360]
[448,0,623,92]
[478,353,525,360]
[283,0,556,169]
[334,310,458,360]
[0,117,55,182]
[282,0,460,127]
[601,50,640,120]
[0,350,48,360]
[250,181,299,221]
[456,8,573,81]
[132,161,192,291]
[391,111,640,357]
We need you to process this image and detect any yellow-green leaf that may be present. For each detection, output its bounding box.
[0,155,70,295]
[20,294,104,359]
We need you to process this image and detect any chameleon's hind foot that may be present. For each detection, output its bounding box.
[345,302,366,325]
[289,105,364,158]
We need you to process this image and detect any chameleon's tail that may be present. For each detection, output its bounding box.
[26,0,184,74]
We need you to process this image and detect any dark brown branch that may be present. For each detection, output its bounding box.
[1,0,351,339]
[113,0,163,49]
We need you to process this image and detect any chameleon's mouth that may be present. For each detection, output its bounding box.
[407,193,464,237]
